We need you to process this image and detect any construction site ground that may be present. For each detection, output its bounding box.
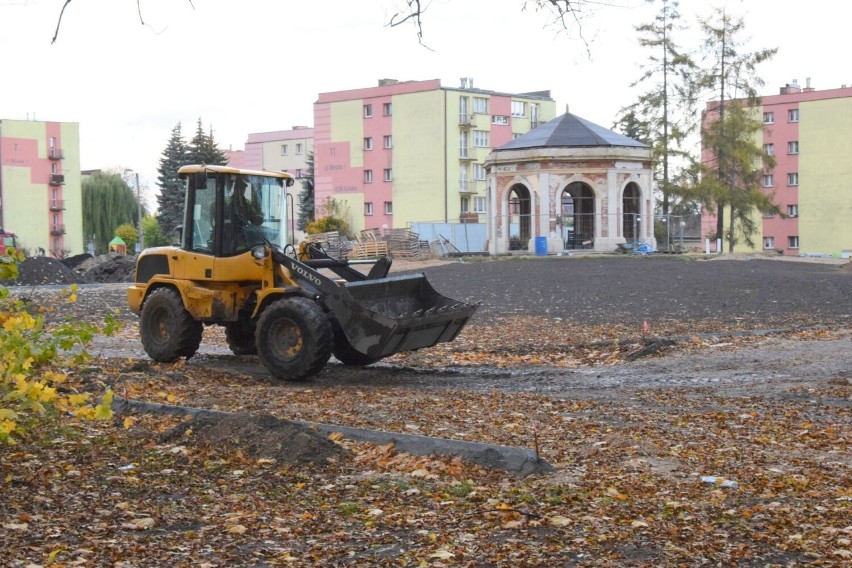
[2,254,850,566]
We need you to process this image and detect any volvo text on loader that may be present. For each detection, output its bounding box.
[127,165,477,381]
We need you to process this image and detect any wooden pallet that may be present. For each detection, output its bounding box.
[349,240,389,260]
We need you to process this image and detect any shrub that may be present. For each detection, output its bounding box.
[0,285,120,443]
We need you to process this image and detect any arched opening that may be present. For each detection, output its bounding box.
[560,183,595,249]
[507,184,532,251]
[622,183,640,242]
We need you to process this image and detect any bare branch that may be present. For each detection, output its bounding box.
[51,0,196,43]
[51,0,72,45]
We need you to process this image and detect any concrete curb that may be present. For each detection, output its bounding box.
[112,398,554,477]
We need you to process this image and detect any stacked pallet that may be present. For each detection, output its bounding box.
[349,230,389,260]
[303,231,349,259]
[385,228,422,258]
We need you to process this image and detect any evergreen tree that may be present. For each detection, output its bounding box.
[297,152,315,231]
[697,100,779,250]
[695,7,777,250]
[156,123,189,239]
[617,0,696,217]
[187,118,228,166]
[82,172,139,255]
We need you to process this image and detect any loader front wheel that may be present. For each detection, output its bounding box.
[256,297,332,381]
[139,287,203,362]
[225,320,257,355]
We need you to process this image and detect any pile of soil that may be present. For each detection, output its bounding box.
[157,413,347,466]
[10,253,136,286]
[13,256,90,286]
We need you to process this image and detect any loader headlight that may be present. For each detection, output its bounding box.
[251,245,268,259]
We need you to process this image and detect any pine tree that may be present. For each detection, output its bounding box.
[82,172,139,255]
[698,100,779,250]
[696,7,777,251]
[187,118,228,166]
[617,0,696,217]
[297,152,315,231]
[156,123,189,239]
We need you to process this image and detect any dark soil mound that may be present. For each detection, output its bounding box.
[14,256,91,286]
[159,413,348,466]
[61,253,93,269]
[73,253,136,283]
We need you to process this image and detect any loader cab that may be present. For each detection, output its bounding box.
[178,165,294,259]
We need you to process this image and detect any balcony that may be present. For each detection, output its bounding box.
[459,147,475,160]
[49,200,66,211]
[49,174,65,185]
[50,224,66,236]
[49,148,64,160]
[458,113,476,127]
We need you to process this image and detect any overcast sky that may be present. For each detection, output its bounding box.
[1,0,845,207]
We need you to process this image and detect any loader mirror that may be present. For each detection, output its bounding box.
[286,178,295,187]
[193,171,208,188]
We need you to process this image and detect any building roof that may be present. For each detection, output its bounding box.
[497,112,648,151]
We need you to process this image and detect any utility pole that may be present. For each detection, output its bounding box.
[134,172,144,252]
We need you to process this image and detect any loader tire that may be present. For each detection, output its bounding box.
[139,287,203,362]
[256,297,332,381]
[225,320,257,355]
[331,319,379,367]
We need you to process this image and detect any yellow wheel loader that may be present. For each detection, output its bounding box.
[127,165,477,381]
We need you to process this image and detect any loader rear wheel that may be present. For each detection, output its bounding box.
[256,297,332,381]
[139,287,203,362]
[225,320,257,355]
[331,319,380,367]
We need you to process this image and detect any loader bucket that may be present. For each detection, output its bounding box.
[329,273,478,359]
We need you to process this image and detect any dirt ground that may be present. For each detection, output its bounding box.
[3,254,850,566]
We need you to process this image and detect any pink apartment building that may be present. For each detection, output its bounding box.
[702,79,852,256]
[313,78,555,233]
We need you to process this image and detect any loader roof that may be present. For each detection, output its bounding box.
[177,164,295,180]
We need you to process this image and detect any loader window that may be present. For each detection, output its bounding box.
[190,180,215,254]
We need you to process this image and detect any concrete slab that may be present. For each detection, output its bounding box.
[112,398,553,477]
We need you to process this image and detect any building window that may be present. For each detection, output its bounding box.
[512,133,522,140]
[281,144,288,156]
[384,201,393,215]
[492,115,509,125]
[383,102,392,116]
[364,104,373,118]
[365,202,373,216]
[383,168,393,182]
[364,170,373,183]
[787,172,798,186]
[473,97,488,114]
[473,164,486,180]
[473,196,486,213]
[763,112,774,124]
[788,108,799,122]
[762,174,774,187]
[763,211,774,219]
[764,143,774,156]
[530,103,540,126]
[473,130,489,147]
[788,236,799,249]
[364,137,373,150]
[511,101,526,118]
[383,135,393,149]
[788,141,799,154]
[787,204,798,217]
[295,143,303,155]
[763,236,775,249]
[460,197,470,213]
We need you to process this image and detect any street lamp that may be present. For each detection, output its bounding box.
[125,169,144,252]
